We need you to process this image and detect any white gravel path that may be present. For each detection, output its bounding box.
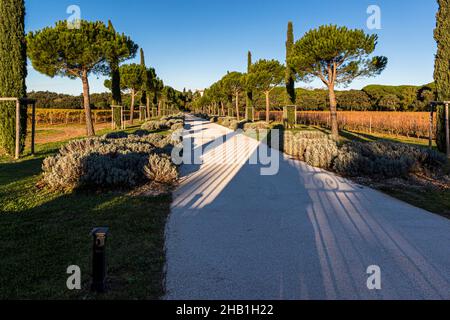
[164,115,450,300]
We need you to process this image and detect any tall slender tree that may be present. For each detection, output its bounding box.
[105,21,137,106]
[285,21,296,105]
[107,21,121,106]
[140,48,148,106]
[246,51,254,119]
[434,0,450,153]
[0,0,27,155]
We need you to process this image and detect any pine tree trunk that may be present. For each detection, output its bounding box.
[81,70,95,136]
[328,85,339,138]
[130,89,135,125]
[146,96,151,120]
[265,91,271,123]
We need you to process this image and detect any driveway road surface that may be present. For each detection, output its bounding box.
[164,115,450,300]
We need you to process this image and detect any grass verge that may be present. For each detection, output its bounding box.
[378,185,450,220]
[0,127,171,299]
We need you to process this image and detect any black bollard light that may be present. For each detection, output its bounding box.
[90,227,109,293]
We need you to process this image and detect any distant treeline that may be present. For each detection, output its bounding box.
[27,91,112,109]
[252,83,435,112]
[28,87,190,111]
[29,83,435,112]
[27,91,148,110]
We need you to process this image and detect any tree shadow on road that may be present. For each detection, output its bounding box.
[167,126,450,299]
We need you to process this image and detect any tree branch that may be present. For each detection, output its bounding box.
[66,68,81,78]
[316,68,329,86]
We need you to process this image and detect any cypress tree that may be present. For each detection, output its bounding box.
[140,48,147,106]
[247,52,252,79]
[434,0,450,153]
[107,20,122,106]
[285,21,296,105]
[0,0,27,155]
[246,51,253,120]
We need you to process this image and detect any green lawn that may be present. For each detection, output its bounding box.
[0,128,171,299]
[378,185,450,220]
[338,129,435,148]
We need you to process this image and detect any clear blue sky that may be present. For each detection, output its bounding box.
[25,0,438,95]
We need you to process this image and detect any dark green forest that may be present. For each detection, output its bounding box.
[29,83,434,112]
[253,83,435,112]
[28,85,191,110]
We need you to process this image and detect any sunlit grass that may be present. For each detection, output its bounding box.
[0,125,172,299]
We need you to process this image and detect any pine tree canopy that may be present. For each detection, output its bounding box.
[27,20,134,79]
[247,59,285,93]
[288,25,387,87]
[120,64,144,93]
[104,63,158,94]
[208,81,226,103]
[221,72,244,95]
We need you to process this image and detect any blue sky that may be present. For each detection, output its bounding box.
[25,0,438,95]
